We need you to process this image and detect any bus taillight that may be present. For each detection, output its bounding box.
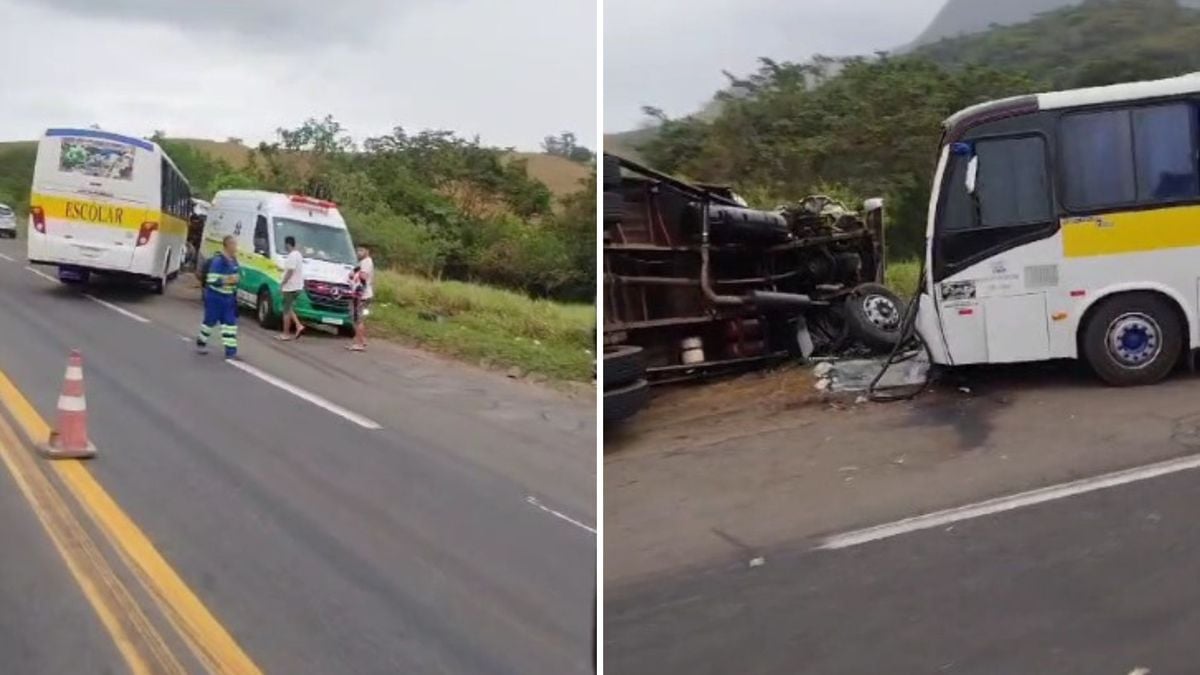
[31,206,45,233]
[136,221,158,247]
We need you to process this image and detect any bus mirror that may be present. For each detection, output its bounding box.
[965,156,979,195]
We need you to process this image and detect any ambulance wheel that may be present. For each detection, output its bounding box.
[1083,292,1182,387]
[256,289,279,329]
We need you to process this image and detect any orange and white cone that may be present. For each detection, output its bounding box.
[40,349,96,460]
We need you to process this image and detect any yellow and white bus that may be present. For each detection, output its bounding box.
[27,128,191,293]
[916,73,1200,386]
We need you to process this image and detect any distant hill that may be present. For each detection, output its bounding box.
[0,137,588,199]
[913,0,1200,46]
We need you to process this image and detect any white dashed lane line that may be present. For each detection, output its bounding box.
[84,295,151,324]
[817,452,1200,551]
[25,266,57,283]
[225,359,383,430]
[526,495,596,535]
[0,252,14,262]
[22,265,151,324]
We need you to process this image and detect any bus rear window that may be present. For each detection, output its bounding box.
[58,137,135,181]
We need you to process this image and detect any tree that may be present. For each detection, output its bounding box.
[542,131,594,164]
[639,56,1033,259]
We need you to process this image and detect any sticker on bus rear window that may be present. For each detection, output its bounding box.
[59,137,135,181]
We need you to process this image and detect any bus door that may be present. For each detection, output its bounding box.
[36,134,149,269]
[932,136,1058,365]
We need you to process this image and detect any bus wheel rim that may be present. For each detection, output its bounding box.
[862,294,901,331]
[1106,312,1162,369]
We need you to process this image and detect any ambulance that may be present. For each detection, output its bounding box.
[199,190,358,331]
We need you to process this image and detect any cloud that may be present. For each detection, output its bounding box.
[1,0,596,150]
[10,0,426,42]
[604,0,945,132]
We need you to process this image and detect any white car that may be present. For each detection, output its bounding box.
[0,204,15,238]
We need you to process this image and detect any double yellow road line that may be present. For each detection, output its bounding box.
[0,368,261,674]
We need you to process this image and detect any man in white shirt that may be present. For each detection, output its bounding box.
[348,245,374,352]
[278,235,306,341]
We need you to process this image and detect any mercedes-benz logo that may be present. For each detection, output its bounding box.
[331,288,341,299]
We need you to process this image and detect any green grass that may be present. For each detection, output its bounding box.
[885,260,921,297]
[370,270,594,382]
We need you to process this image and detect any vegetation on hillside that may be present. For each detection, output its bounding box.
[629,0,1200,261]
[916,0,1200,88]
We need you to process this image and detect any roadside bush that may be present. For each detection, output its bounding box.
[343,207,445,277]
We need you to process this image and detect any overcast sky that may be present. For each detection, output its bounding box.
[604,0,945,132]
[0,0,596,151]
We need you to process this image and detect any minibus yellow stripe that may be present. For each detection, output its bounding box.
[31,193,188,237]
[1062,204,1200,258]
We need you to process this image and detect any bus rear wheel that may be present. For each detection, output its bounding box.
[1083,293,1182,387]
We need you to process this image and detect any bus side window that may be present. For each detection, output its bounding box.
[253,216,270,257]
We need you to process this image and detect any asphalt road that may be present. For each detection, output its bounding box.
[608,466,1200,674]
[0,239,595,674]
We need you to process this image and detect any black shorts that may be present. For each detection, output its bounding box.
[352,297,371,324]
[282,291,300,313]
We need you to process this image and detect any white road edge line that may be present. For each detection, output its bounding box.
[526,495,596,535]
[817,453,1200,550]
[84,295,151,324]
[0,252,13,262]
[25,266,57,283]
[226,359,382,430]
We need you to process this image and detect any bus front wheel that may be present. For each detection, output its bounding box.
[1083,292,1182,387]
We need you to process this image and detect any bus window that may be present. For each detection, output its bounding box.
[936,135,1053,278]
[975,136,1052,228]
[1061,103,1199,211]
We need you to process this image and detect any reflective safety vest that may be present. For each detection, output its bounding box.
[205,254,239,295]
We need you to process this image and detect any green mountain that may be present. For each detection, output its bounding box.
[914,0,1200,46]
[914,0,1200,89]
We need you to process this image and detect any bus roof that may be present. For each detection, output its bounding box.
[944,72,1200,141]
[45,128,156,152]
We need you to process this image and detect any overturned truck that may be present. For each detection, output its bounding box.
[602,154,903,422]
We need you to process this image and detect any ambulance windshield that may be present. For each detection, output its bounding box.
[272,218,356,265]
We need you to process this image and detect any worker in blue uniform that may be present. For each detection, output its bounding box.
[197,234,241,359]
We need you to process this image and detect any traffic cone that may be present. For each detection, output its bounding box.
[39,349,96,460]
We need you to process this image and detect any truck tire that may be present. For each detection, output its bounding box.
[604,379,650,425]
[603,345,645,389]
[1083,292,1182,387]
[603,155,622,189]
[845,283,905,353]
[603,191,625,226]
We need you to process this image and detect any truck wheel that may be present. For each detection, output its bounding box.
[256,289,279,329]
[845,283,905,353]
[604,379,650,425]
[1083,292,1182,387]
[603,345,645,389]
[603,191,625,227]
